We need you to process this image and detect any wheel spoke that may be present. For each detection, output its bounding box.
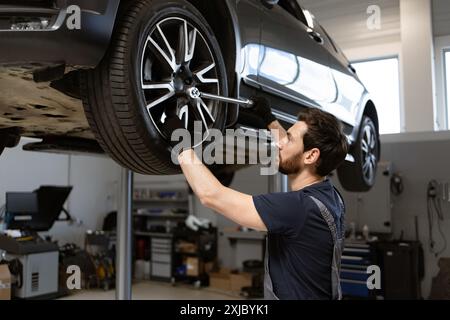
[176,20,197,64]
[370,133,376,149]
[149,24,177,71]
[176,22,187,65]
[146,91,175,110]
[199,99,216,122]
[142,81,174,91]
[194,63,219,84]
[370,155,377,169]
[179,104,189,128]
[365,127,372,148]
[363,158,370,173]
[366,162,373,180]
[196,100,210,135]
[185,25,197,63]
[361,139,369,153]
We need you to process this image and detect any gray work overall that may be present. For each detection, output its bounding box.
[264,194,345,300]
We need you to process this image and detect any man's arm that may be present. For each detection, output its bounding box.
[178,149,267,232]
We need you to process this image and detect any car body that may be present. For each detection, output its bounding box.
[0,0,379,191]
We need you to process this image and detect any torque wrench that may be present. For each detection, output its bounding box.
[187,87,254,108]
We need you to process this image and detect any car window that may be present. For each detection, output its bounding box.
[278,0,308,26]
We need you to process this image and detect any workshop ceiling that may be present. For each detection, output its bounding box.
[433,0,450,37]
[302,0,450,49]
[301,0,400,49]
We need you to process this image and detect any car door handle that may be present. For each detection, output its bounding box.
[307,29,324,45]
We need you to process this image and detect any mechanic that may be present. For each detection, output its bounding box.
[164,97,349,300]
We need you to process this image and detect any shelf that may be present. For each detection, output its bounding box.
[133,212,187,218]
[174,251,199,256]
[133,199,189,203]
[134,231,173,238]
[222,231,266,241]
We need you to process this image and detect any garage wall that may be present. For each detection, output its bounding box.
[0,138,121,247]
[334,131,450,298]
[379,131,450,298]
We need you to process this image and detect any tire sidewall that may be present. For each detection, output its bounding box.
[125,0,228,171]
[356,116,379,187]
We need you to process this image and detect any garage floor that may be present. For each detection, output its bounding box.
[60,281,244,300]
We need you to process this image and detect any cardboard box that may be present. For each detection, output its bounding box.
[177,241,197,254]
[230,272,253,293]
[186,257,203,277]
[209,268,231,291]
[204,262,214,274]
[0,265,11,300]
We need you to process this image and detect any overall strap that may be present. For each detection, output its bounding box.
[309,195,344,300]
[309,196,341,243]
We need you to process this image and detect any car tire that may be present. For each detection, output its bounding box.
[0,130,20,156]
[337,116,379,192]
[80,0,228,174]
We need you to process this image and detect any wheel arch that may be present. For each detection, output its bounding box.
[363,99,379,134]
[187,0,241,127]
[358,99,381,159]
[113,0,241,127]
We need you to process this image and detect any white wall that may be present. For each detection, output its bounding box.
[400,0,435,132]
[0,138,121,247]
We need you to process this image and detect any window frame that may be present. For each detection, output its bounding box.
[351,56,402,135]
[444,49,450,129]
[278,0,308,26]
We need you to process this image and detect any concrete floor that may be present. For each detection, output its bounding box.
[60,281,244,300]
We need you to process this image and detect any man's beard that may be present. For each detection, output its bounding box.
[278,151,303,175]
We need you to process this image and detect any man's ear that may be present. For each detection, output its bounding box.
[304,148,320,165]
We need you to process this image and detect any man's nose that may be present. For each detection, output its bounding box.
[277,138,287,149]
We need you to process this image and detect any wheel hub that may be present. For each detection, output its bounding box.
[173,65,195,92]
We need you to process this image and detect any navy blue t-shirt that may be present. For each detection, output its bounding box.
[253,179,344,300]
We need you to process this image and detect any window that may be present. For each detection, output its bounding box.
[352,57,401,134]
[444,50,450,128]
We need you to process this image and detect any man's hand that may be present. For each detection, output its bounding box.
[250,96,277,127]
[250,96,287,143]
[162,113,186,148]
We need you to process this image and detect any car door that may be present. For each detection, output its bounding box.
[257,0,337,116]
[311,18,366,127]
[233,0,264,84]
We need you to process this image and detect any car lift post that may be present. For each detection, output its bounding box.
[268,173,289,193]
[116,168,133,300]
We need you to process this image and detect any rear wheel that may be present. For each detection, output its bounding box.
[81,0,228,174]
[337,116,379,192]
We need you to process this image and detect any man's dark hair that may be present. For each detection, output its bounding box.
[297,108,349,177]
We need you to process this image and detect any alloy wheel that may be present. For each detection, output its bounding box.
[361,120,378,184]
[140,17,222,147]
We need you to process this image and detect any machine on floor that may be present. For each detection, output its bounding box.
[0,186,72,299]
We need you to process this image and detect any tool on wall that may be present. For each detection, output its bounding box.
[427,180,447,257]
